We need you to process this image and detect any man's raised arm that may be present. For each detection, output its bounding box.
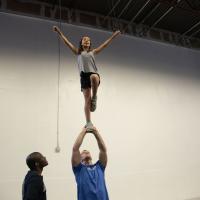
[71,128,87,167]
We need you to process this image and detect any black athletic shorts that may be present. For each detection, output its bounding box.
[80,71,100,91]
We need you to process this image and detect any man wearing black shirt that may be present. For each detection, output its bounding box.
[22,152,48,200]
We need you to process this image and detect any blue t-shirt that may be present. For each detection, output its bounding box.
[73,161,109,200]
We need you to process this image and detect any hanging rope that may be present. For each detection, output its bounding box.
[55,0,62,153]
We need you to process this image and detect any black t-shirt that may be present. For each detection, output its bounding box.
[22,171,46,200]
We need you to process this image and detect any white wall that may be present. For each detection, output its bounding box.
[0,12,200,200]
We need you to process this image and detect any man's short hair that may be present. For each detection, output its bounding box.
[26,152,42,170]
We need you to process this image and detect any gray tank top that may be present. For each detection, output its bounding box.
[77,51,98,73]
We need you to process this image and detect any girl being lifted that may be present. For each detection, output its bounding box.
[53,26,121,131]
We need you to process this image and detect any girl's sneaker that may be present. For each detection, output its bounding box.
[85,121,94,132]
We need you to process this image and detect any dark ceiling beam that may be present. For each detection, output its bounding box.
[129,0,151,22]
[150,0,182,28]
[150,7,173,28]
[190,27,200,38]
[140,2,161,24]
[182,20,200,35]
[124,0,151,31]
[152,0,200,16]
[117,0,133,18]
[185,0,200,11]
[103,0,121,20]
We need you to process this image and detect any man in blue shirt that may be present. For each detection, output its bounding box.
[72,127,109,200]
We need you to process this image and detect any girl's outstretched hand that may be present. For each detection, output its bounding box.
[113,30,121,37]
[53,26,60,33]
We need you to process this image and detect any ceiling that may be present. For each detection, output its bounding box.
[2,0,200,48]
[38,0,200,39]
